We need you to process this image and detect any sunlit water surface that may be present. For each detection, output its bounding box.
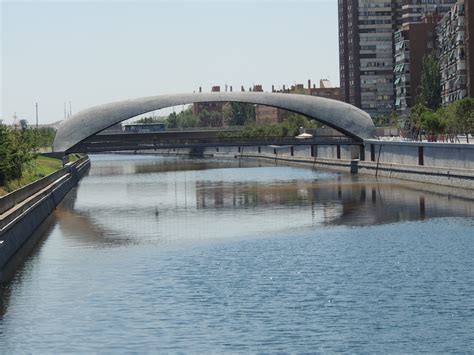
[1,154,473,352]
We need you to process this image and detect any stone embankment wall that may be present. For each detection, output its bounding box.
[204,144,361,173]
[199,141,473,189]
[0,157,90,269]
[360,140,473,189]
[125,140,473,188]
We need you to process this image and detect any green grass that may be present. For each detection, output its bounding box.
[0,155,62,197]
[67,153,82,162]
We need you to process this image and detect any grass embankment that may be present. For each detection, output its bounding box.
[67,153,82,162]
[0,155,62,197]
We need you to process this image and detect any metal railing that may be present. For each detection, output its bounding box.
[0,156,89,215]
[72,136,360,153]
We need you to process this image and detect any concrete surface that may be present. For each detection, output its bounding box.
[53,92,375,153]
[0,158,90,269]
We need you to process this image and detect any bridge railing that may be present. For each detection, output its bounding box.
[82,134,356,144]
[70,136,361,153]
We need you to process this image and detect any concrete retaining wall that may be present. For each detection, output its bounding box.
[204,143,361,161]
[0,167,68,215]
[125,140,473,189]
[360,140,474,188]
[0,157,90,269]
[200,141,473,189]
[363,140,474,170]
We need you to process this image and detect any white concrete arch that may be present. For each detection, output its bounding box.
[53,92,375,153]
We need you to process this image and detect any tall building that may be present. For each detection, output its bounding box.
[466,0,474,96]
[339,0,399,117]
[438,1,468,104]
[437,0,474,105]
[400,0,456,25]
[394,14,439,115]
[339,0,456,117]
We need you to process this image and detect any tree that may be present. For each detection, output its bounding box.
[286,113,316,135]
[436,105,458,142]
[137,116,167,124]
[167,112,178,129]
[407,104,428,140]
[373,114,388,127]
[453,97,474,143]
[421,110,445,141]
[35,127,56,148]
[209,111,222,127]
[0,125,37,186]
[198,109,211,127]
[0,124,11,185]
[222,103,233,126]
[227,102,255,126]
[418,53,442,110]
[389,111,398,127]
[9,129,36,181]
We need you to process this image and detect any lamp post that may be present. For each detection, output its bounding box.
[35,102,38,130]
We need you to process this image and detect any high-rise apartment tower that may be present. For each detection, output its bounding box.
[339,0,456,117]
[339,0,400,117]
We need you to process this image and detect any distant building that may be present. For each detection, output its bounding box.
[255,79,340,124]
[255,105,289,125]
[195,80,341,125]
[309,79,341,101]
[338,0,397,117]
[193,86,226,118]
[394,14,439,115]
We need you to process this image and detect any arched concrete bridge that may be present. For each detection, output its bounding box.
[53,92,375,153]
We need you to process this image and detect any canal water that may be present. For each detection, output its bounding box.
[1,154,473,352]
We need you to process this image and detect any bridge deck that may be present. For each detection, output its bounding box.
[70,132,361,153]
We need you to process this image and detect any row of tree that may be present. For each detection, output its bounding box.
[406,98,474,142]
[137,103,257,129]
[404,54,473,141]
[0,125,56,186]
[373,53,473,142]
[218,114,317,139]
[0,125,37,186]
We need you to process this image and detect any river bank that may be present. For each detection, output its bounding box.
[129,139,473,190]
[0,155,62,197]
[0,156,90,270]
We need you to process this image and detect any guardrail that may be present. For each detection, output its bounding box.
[0,156,90,270]
[98,126,245,134]
[0,156,88,215]
[71,136,360,153]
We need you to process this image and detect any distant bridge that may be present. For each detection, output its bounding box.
[72,130,359,153]
[53,92,374,154]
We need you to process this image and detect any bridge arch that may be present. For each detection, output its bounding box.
[53,92,374,153]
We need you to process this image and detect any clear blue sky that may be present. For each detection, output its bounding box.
[1,0,339,124]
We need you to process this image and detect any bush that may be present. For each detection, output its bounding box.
[0,124,37,186]
[406,99,473,141]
